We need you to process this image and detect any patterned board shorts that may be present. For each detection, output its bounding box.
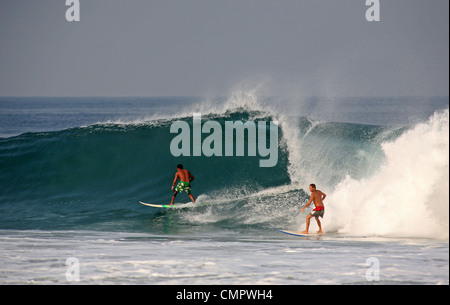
[174,181,192,195]
[310,209,324,218]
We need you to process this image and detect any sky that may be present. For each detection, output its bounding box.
[0,0,448,97]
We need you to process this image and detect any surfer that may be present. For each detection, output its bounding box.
[300,184,326,234]
[170,164,196,205]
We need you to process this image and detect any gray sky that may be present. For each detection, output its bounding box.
[0,0,448,97]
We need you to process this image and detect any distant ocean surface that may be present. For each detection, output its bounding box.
[0,95,448,285]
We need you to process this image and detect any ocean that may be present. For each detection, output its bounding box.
[0,94,448,285]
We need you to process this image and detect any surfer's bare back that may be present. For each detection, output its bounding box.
[170,164,195,205]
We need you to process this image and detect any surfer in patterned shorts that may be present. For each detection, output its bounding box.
[300,184,326,234]
[170,164,196,205]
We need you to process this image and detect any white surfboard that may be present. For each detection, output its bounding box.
[139,201,177,208]
[139,201,207,208]
[277,229,323,237]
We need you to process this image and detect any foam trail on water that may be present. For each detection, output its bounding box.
[325,109,449,239]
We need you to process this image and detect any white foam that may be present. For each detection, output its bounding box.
[325,109,449,239]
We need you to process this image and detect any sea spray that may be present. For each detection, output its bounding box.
[325,109,449,239]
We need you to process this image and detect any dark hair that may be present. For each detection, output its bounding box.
[309,183,316,189]
[177,164,184,169]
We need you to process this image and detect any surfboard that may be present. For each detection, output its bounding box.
[277,229,322,237]
[139,201,207,208]
[139,201,177,208]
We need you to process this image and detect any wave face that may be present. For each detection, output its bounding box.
[0,98,448,239]
[0,111,289,231]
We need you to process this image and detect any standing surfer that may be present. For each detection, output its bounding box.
[170,164,196,205]
[300,184,326,234]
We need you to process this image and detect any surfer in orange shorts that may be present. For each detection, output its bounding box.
[300,184,326,234]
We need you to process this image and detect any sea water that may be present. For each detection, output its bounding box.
[0,94,448,285]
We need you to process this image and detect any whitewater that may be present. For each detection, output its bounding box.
[0,94,448,285]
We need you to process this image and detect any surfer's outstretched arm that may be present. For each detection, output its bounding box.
[301,196,313,213]
[169,173,179,205]
[171,173,179,191]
